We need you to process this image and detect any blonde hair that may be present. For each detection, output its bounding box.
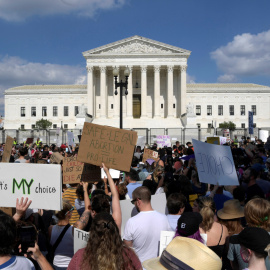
[244,198,270,231]
[55,199,73,220]
[198,197,216,232]
[153,165,164,183]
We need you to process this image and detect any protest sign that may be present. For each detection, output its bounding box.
[101,168,120,179]
[156,135,171,148]
[159,231,175,256]
[0,163,62,210]
[120,193,166,236]
[77,123,137,172]
[67,131,75,147]
[192,139,238,186]
[207,137,220,145]
[50,152,64,164]
[74,228,89,254]
[136,136,146,149]
[2,136,13,163]
[25,138,34,145]
[259,130,269,142]
[0,207,15,216]
[142,148,159,163]
[63,156,101,184]
[219,137,227,145]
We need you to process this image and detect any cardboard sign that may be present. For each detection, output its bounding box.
[2,136,13,163]
[192,139,239,186]
[26,138,34,145]
[120,193,167,236]
[0,207,16,216]
[156,135,171,148]
[77,123,137,172]
[74,228,89,254]
[67,131,75,147]
[142,148,159,163]
[63,156,101,184]
[50,152,64,164]
[159,231,175,256]
[0,163,62,210]
[207,137,220,145]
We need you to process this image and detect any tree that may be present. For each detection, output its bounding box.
[219,121,236,131]
[35,118,52,129]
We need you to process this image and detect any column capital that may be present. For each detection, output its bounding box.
[86,66,94,73]
[154,65,161,72]
[167,65,174,73]
[140,65,147,72]
[180,65,187,72]
[99,66,107,73]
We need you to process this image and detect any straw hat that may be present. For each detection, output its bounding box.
[143,237,222,270]
[217,199,244,220]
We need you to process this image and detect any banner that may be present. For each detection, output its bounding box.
[77,123,137,172]
[74,228,89,254]
[142,148,159,163]
[63,156,101,184]
[67,131,75,147]
[156,135,171,148]
[0,163,62,210]
[2,136,13,163]
[192,139,239,186]
[248,111,254,135]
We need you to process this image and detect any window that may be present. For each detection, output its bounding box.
[53,124,57,128]
[208,123,212,128]
[240,105,245,116]
[31,124,35,129]
[64,124,68,129]
[218,105,223,116]
[241,123,245,128]
[173,104,175,109]
[196,105,201,116]
[99,104,101,109]
[161,104,163,109]
[74,106,79,116]
[21,107,25,117]
[53,106,58,117]
[31,107,36,117]
[42,106,47,117]
[251,105,256,116]
[111,104,113,109]
[229,105,234,116]
[253,123,256,128]
[64,106,69,116]
[21,124,25,129]
[207,105,212,116]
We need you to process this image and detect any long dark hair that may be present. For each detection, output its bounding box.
[81,212,137,270]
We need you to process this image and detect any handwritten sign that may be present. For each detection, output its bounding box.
[2,136,13,163]
[156,135,171,148]
[67,131,75,147]
[207,137,220,145]
[77,123,137,172]
[50,152,64,164]
[74,228,89,254]
[142,148,159,163]
[192,139,239,186]
[0,207,15,216]
[0,163,62,210]
[63,156,101,184]
[159,231,175,256]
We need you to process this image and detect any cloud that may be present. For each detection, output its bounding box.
[211,29,270,81]
[217,74,238,83]
[187,73,196,84]
[0,55,86,114]
[0,0,126,21]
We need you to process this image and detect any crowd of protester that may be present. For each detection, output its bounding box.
[0,135,270,269]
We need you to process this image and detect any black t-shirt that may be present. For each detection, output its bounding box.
[246,183,264,202]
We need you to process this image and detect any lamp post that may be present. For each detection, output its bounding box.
[113,67,130,129]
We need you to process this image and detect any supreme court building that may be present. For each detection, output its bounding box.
[4,35,270,130]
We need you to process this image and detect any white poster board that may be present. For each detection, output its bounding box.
[74,228,89,254]
[159,231,175,256]
[120,193,167,236]
[136,136,146,149]
[219,136,227,145]
[156,135,171,148]
[101,168,120,179]
[0,163,62,210]
[259,130,269,142]
[192,139,239,186]
[67,131,75,147]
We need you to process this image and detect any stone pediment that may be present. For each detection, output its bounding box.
[83,35,191,56]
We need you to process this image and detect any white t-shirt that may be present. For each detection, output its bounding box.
[0,256,34,269]
[123,210,171,263]
[166,214,181,231]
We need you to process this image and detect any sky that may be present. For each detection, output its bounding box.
[0,0,270,116]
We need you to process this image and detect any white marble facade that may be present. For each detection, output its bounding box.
[4,36,270,130]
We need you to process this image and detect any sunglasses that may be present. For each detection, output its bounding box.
[65,207,74,215]
[131,198,141,204]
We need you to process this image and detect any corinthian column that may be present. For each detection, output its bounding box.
[167,65,174,118]
[141,65,147,118]
[100,66,107,118]
[180,65,187,115]
[86,66,94,117]
[154,65,160,118]
[126,66,133,118]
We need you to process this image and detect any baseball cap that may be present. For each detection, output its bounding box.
[177,212,202,237]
